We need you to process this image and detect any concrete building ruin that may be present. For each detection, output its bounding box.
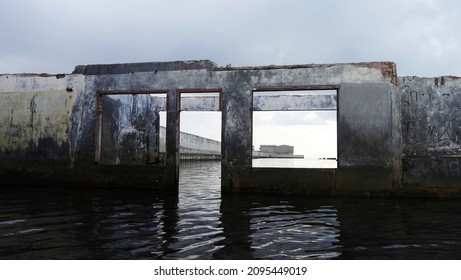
[1,60,461,197]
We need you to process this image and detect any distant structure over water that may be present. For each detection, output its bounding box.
[253,145,304,159]
[159,127,221,161]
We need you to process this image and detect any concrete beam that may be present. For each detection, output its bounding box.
[253,94,337,111]
[181,96,220,111]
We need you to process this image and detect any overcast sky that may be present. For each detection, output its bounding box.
[2,0,460,161]
[1,0,460,76]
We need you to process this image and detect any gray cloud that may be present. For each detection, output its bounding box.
[1,0,460,76]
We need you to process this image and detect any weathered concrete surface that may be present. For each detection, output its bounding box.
[2,60,459,197]
[0,90,74,159]
[219,62,399,197]
[400,76,461,197]
[336,82,399,195]
[181,95,220,111]
[245,168,336,195]
[98,94,164,165]
[253,93,336,111]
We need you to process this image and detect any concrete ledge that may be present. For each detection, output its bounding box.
[0,164,176,191]
[73,60,217,75]
[222,167,336,196]
[400,184,461,198]
[336,167,394,196]
[403,157,461,189]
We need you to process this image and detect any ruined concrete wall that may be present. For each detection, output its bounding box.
[76,61,219,189]
[400,76,461,196]
[220,62,400,195]
[0,60,404,196]
[0,90,73,161]
[0,69,175,189]
[99,94,163,165]
[0,73,88,186]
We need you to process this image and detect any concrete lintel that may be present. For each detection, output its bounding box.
[181,96,220,111]
[253,94,337,111]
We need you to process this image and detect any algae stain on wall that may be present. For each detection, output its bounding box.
[0,90,74,157]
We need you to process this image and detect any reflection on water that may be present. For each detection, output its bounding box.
[1,161,461,259]
[248,203,340,259]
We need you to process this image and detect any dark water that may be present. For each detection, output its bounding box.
[1,161,461,259]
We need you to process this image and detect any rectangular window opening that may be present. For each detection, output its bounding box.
[252,88,337,169]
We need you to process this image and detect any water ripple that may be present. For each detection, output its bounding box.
[1,162,461,259]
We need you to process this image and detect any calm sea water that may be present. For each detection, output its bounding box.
[1,161,461,259]
[253,158,337,168]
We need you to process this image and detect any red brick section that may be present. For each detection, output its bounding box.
[350,61,396,80]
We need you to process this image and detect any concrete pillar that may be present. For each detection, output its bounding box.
[165,90,180,191]
[336,82,398,195]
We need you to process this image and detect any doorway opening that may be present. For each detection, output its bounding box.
[177,90,222,200]
[178,90,222,162]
